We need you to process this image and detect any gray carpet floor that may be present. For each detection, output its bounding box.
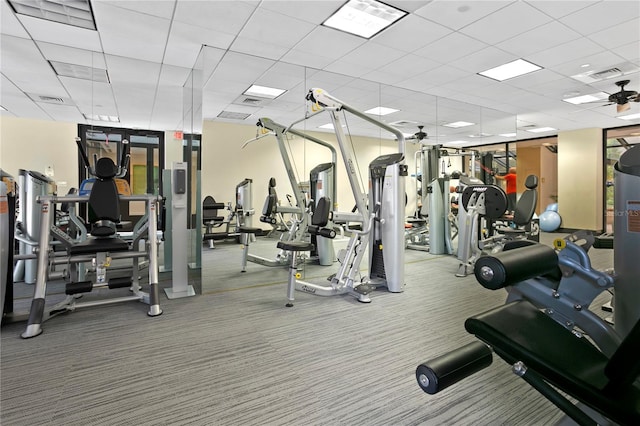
[1,231,614,425]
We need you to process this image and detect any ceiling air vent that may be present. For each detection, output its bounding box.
[233,95,271,107]
[570,63,640,84]
[389,120,418,127]
[217,111,251,120]
[27,93,74,105]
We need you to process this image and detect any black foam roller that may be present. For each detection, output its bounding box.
[416,341,492,395]
[474,244,558,290]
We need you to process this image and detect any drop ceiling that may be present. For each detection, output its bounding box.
[1,0,639,147]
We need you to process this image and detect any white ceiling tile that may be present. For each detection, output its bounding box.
[611,42,640,64]
[235,8,315,49]
[330,41,407,71]
[558,1,640,36]
[373,14,452,53]
[449,46,516,74]
[36,42,106,69]
[230,37,290,61]
[16,14,101,51]
[159,64,192,87]
[551,52,631,79]
[587,18,640,50]
[100,0,177,19]
[414,32,488,64]
[377,54,440,81]
[459,2,553,45]
[209,52,275,85]
[503,69,566,91]
[93,2,171,63]
[255,63,306,91]
[415,1,513,31]
[164,21,234,69]
[0,0,29,38]
[324,60,376,78]
[0,75,50,119]
[38,103,83,123]
[524,1,594,19]
[527,37,605,68]
[59,76,116,112]
[496,21,582,58]
[173,1,256,35]
[286,27,365,62]
[258,1,344,24]
[105,55,161,87]
[1,36,66,96]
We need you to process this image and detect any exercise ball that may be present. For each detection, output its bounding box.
[545,203,559,212]
[539,210,561,232]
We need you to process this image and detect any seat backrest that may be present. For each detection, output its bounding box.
[268,177,277,197]
[262,193,277,216]
[88,158,120,237]
[312,197,331,227]
[604,318,640,388]
[513,175,538,226]
[202,195,220,221]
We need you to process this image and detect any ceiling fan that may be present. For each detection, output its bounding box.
[604,80,639,113]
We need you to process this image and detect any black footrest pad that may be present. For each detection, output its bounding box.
[108,277,132,289]
[66,281,93,295]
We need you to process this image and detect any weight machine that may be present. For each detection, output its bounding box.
[278,88,406,304]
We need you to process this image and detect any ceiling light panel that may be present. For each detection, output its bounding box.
[562,92,609,105]
[83,114,119,122]
[479,59,542,81]
[9,0,96,30]
[322,0,408,39]
[243,84,287,99]
[526,127,557,133]
[443,121,475,128]
[365,106,399,115]
[49,60,109,83]
[618,113,640,121]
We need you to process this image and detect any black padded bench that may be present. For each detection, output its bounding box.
[465,300,640,425]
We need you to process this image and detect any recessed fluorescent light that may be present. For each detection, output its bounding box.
[322,0,407,39]
[562,92,608,105]
[83,114,119,122]
[526,127,557,133]
[365,106,399,115]
[618,113,640,120]
[478,59,542,81]
[448,140,468,145]
[49,60,109,83]
[499,133,517,137]
[243,84,286,99]
[8,0,96,30]
[443,121,475,128]
[468,132,492,138]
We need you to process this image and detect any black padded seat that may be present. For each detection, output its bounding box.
[277,241,314,252]
[203,233,229,241]
[465,300,640,425]
[68,236,129,255]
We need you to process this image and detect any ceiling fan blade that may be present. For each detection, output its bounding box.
[617,103,631,113]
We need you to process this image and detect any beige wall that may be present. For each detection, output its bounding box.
[0,116,78,195]
[201,120,416,229]
[558,128,603,231]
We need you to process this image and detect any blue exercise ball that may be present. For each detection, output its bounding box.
[539,210,561,232]
[545,203,559,212]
